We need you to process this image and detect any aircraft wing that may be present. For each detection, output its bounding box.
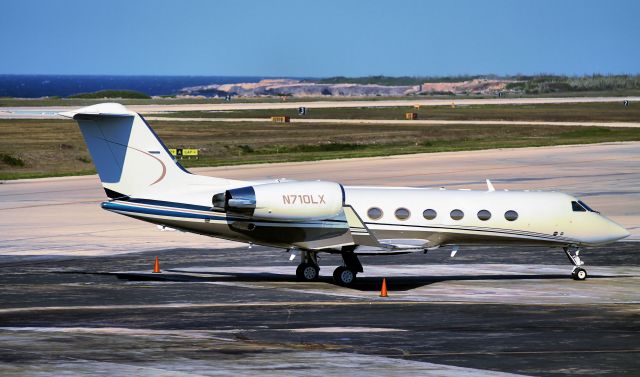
[343,205,381,247]
[343,205,430,253]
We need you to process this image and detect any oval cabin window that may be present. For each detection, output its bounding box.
[504,210,519,221]
[423,209,437,220]
[367,207,383,220]
[477,210,491,221]
[450,209,464,220]
[395,207,411,220]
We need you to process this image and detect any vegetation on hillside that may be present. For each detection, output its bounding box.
[313,75,489,86]
[314,74,640,94]
[68,90,151,99]
[505,75,640,94]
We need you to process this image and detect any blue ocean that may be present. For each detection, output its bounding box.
[0,75,266,98]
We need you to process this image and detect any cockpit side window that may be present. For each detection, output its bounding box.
[578,200,598,213]
[571,201,587,212]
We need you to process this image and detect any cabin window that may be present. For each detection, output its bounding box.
[395,207,411,220]
[423,209,437,220]
[477,209,491,221]
[367,207,383,220]
[572,201,586,212]
[450,209,464,220]
[505,210,519,221]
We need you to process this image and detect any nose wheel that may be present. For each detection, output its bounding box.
[563,247,587,281]
[571,267,587,281]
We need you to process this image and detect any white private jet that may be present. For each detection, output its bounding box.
[60,103,630,285]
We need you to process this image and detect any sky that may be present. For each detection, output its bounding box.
[1,0,639,77]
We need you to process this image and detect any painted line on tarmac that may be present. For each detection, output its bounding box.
[0,301,425,314]
[0,200,98,211]
[0,301,634,315]
[387,349,640,357]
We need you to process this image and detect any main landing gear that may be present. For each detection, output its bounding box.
[333,246,363,286]
[563,246,587,281]
[294,246,364,286]
[295,250,320,281]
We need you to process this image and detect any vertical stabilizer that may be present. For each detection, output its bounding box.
[60,103,189,198]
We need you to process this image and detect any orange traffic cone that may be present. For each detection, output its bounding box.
[380,278,388,297]
[152,256,161,273]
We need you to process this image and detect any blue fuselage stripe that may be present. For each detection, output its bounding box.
[101,201,345,227]
[102,201,219,220]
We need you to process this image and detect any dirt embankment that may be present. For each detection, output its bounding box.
[420,79,511,94]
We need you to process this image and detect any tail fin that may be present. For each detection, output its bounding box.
[60,103,189,198]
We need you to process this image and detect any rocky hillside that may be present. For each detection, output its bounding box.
[178,78,512,97]
[178,79,419,97]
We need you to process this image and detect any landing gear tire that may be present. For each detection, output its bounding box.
[564,247,587,281]
[571,267,587,281]
[333,266,357,286]
[296,263,319,281]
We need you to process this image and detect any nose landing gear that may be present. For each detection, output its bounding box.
[563,246,587,281]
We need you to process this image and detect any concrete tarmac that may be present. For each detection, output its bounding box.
[1,142,639,376]
[1,244,638,376]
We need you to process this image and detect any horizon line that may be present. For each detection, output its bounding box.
[1,73,640,78]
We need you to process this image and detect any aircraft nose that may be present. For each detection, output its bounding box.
[613,225,631,241]
[601,218,630,243]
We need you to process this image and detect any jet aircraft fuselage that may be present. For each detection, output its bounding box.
[61,103,629,285]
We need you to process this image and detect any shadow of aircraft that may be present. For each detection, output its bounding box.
[96,269,624,291]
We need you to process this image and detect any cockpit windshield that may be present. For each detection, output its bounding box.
[572,201,586,212]
[578,200,598,213]
[572,200,598,213]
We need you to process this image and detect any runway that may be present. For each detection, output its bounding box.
[1,142,639,376]
[147,116,640,128]
[1,96,639,118]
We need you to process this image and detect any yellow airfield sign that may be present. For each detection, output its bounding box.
[169,148,199,158]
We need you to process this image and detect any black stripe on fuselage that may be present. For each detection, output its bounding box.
[124,198,215,212]
[366,221,575,243]
[104,188,128,200]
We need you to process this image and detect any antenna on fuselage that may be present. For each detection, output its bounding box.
[486,179,495,192]
[450,246,459,257]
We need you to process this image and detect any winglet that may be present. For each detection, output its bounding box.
[486,179,495,192]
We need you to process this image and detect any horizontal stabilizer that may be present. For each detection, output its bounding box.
[58,103,135,119]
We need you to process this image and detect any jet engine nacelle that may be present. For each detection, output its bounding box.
[213,181,344,221]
